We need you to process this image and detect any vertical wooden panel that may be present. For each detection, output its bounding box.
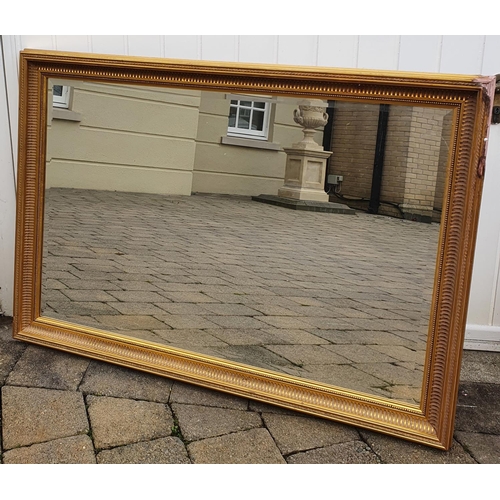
[2,36,21,175]
[398,35,442,73]
[277,36,318,66]
[358,36,400,70]
[90,35,126,55]
[481,36,500,75]
[127,36,162,57]
[201,35,238,62]
[467,125,500,326]
[0,42,16,316]
[238,35,278,64]
[54,36,90,53]
[20,35,56,50]
[440,36,485,74]
[163,36,200,60]
[317,36,358,69]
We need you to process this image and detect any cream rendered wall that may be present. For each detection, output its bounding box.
[192,91,320,196]
[46,81,201,195]
[1,35,500,352]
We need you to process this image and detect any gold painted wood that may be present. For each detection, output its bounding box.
[14,49,494,450]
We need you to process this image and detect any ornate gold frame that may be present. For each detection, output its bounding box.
[13,49,494,450]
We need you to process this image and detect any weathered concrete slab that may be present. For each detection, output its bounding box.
[6,345,89,390]
[262,413,360,455]
[359,431,476,464]
[455,383,500,434]
[172,403,262,442]
[2,386,89,450]
[79,360,173,402]
[188,428,286,464]
[460,351,500,384]
[169,381,248,410]
[3,435,96,464]
[287,440,380,464]
[87,395,173,450]
[0,339,27,385]
[96,436,190,464]
[454,431,500,464]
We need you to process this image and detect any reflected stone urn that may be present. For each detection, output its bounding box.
[278,99,332,202]
[292,99,330,150]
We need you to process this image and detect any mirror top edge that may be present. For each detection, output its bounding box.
[20,48,494,87]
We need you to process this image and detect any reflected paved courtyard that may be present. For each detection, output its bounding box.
[41,188,440,404]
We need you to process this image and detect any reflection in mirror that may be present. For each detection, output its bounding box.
[41,79,452,405]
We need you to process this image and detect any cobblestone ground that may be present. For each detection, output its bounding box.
[2,318,499,464]
[41,188,439,404]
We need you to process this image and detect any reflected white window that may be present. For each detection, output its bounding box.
[228,99,270,140]
[52,85,70,109]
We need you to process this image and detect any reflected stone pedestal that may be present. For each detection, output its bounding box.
[278,147,332,202]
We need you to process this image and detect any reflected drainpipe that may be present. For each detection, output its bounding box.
[368,104,390,214]
[322,101,335,192]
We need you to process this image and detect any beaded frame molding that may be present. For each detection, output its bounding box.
[14,49,494,449]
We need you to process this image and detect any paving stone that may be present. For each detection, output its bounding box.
[455,383,500,434]
[460,351,500,384]
[201,303,262,316]
[187,428,286,464]
[370,344,424,363]
[96,437,190,464]
[173,403,262,441]
[207,316,268,329]
[265,328,329,345]
[93,315,166,330]
[257,316,318,329]
[87,395,174,450]
[3,435,96,464]
[107,290,166,302]
[354,362,424,387]
[79,360,173,402]
[0,338,27,384]
[262,413,360,455]
[112,273,161,282]
[108,301,166,315]
[47,300,120,316]
[61,289,118,302]
[313,329,420,349]
[287,440,380,464]
[169,381,248,410]
[59,279,122,290]
[6,345,89,390]
[266,344,349,366]
[155,314,221,330]
[303,364,388,397]
[360,430,476,463]
[158,291,218,303]
[204,328,286,346]
[2,386,89,450]
[154,303,214,315]
[325,344,398,364]
[454,431,500,463]
[248,400,301,416]
[209,344,294,371]
[153,329,227,347]
[245,304,298,316]
[115,281,164,291]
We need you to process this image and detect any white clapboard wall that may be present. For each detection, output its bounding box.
[1,35,499,349]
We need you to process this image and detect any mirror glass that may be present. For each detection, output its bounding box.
[41,79,452,405]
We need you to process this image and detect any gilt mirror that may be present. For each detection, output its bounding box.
[14,49,494,450]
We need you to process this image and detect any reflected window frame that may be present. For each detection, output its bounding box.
[227,98,271,141]
[52,84,71,109]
